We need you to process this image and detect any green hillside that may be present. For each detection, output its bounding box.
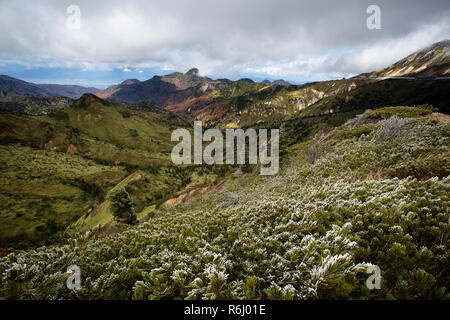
[1,107,448,299]
[0,145,126,248]
[0,94,189,167]
[300,79,450,117]
[0,94,234,248]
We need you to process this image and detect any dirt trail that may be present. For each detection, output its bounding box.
[427,112,450,123]
[165,177,229,209]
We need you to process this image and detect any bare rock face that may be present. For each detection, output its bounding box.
[67,144,78,154]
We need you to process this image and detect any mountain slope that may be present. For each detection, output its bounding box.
[191,79,362,128]
[0,75,49,99]
[0,94,197,247]
[37,84,99,99]
[261,79,293,86]
[1,107,448,299]
[189,42,450,128]
[358,40,450,78]
[0,75,99,100]
[300,79,450,117]
[165,78,266,120]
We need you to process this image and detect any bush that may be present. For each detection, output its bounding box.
[119,110,131,118]
[375,116,410,141]
[110,188,137,224]
[368,106,433,119]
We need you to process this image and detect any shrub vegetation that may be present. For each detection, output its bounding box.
[1,109,448,300]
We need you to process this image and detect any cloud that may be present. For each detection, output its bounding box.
[0,0,449,80]
[123,67,132,72]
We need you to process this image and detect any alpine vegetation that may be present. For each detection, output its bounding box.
[1,108,448,300]
[171,121,280,175]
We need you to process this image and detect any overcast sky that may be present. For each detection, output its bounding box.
[0,0,449,87]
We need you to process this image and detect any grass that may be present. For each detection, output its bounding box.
[0,95,210,246]
[0,145,126,247]
[367,106,434,119]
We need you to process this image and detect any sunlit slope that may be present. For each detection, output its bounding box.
[53,94,189,155]
[192,79,359,128]
[358,40,450,78]
[300,79,450,117]
[0,94,190,167]
[0,144,127,247]
[0,95,194,247]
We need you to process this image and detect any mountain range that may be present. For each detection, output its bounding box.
[1,40,449,123]
[97,41,450,127]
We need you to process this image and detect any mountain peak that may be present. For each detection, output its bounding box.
[237,78,254,83]
[425,39,450,50]
[72,93,110,108]
[272,79,292,86]
[120,79,140,85]
[185,68,199,76]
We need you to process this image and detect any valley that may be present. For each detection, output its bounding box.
[0,40,448,300]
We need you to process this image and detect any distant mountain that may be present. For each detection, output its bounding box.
[0,75,99,100]
[120,79,141,86]
[189,41,450,127]
[96,75,188,106]
[0,96,73,115]
[0,75,50,99]
[272,79,293,86]
[96,68,234,106]
[35,84,99,99]
[96,69,290,118]
[357,39,450,78]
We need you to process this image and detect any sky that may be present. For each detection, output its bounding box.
[0,0,449,88]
